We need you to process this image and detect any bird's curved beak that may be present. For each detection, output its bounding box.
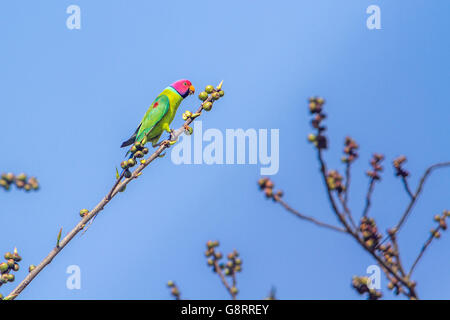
[189,85,195,95]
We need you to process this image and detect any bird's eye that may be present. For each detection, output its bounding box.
[184,82,187,86]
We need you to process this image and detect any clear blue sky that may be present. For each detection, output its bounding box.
[1,0,449,299]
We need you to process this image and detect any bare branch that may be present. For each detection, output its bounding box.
[213,259,236,300]
[408,211,448,277]
[395,162,450,232]
[274,195,347,234]
[362,178,376,217]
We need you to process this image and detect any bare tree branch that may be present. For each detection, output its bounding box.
[273,195,347,234]
[395,162,450,233]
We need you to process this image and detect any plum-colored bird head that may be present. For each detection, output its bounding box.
[170,79,195,98]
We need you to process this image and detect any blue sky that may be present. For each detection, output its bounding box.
[0,0,449,299]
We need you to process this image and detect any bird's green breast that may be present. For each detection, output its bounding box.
[161,87,183,125]
[147,87,183,140]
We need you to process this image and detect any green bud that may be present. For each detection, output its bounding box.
[142,147,149,155]
[124,169,132,179]
[12,254,21,262]
[198,91,209,101]
[230,287,238,295]
[13,263,19,272]
[203,102,213,111]
[219,90,224,97]
[130,146,137,154]
[28,265,36,272]
[7,274,14,282]
[79,209,89,217]
[0,274,8,283]
[7,259,14,268]
[4,252,12,260]
[127,158,136,167]
[207,259,214,266]
[120,161,128,169]
[184,126,193,136]
[135,151,144,158]
[0,263,9,273]
[167,280,174,287]
[205,85,214,94]
[212,92,220,100]
[307,133,316,142]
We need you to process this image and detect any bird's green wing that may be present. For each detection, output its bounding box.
[135,94,170,143]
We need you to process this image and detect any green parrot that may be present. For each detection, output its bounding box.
[121,79,195,149]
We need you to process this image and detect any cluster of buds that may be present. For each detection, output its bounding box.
[205,241,241,296]
[257,177,283,200]
[166,280,181,300]
[359,217,381,250]
[0,173,39,192]
[386,276,414,296]
[180,110,198,136]
[377,242,396,266]
[387,279,402,296]
[326,170,344,193]
[352,276,382,300]
[393,156,409,178]
[198,83,224,112]
[307,97,327,150]
[366,153,384,180]
[0,248,22,295]
[341,137,359,163]
[431,210,450,239]
[120,142,149,178]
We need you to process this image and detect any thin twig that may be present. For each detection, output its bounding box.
[362,178,376,217]
[389,233,407,277]
[343,162,351,206]
[338,193,357,231]
[5,81,223,300]
[213,260,236,300]
[274,195,347,234]
[395,162,450,233]
[401,176,414,200]
[408,226,442,277]
[317,149,354,235]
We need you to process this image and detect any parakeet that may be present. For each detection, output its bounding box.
[121,79,195,149]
